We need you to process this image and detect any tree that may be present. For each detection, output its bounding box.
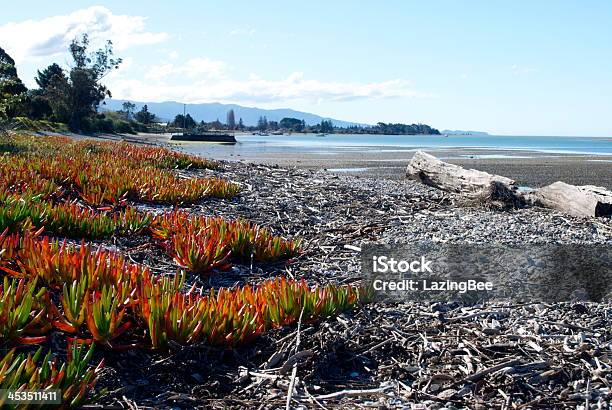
[226,109,236,130]
[135,104,155,124]
[184,114,196,129]
[210,118,222,129]
[122,101,136,121]
[29,63,68,120]
[46,34,122,131]
[172,113,196,129]
[0,47,28,119]
[257,116,268,131]
[371,122,440,135]
[320,120,334,133]
[42,74,71,123]
[35,63,64,90]
[279,117,304,131]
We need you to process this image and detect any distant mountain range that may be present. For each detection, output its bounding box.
[102,99,366,127]
[442,130,489,136]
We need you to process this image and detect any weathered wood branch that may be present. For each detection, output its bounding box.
[405,151,612,217]
[525,182,612,218]
[405,151,519,201]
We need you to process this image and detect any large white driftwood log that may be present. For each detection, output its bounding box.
[405,151,518,200]
[526,182,612,218]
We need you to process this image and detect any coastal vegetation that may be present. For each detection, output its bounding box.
[180,115,440,135]
[1,36,139,135]
[0,133,366,405]
[1,37,439,136]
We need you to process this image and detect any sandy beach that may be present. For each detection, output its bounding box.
[119,133,612,189]
[216,149,612,189]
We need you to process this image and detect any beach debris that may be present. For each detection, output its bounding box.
[8,147,604,408]
[405,151,519,202]
[525,181,612,218]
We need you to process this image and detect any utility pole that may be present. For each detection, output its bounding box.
[183,104,186,130]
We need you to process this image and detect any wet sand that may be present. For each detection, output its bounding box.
[184,143,612,189]
[107,133,612,189]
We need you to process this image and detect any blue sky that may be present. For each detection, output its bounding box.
[1,1,611,136]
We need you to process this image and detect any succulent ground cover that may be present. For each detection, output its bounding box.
[152,211,302,273]
[0,134,365,407]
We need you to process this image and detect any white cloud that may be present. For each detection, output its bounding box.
[109,71,432,104]
[144,58,230,81]
[0,6,167,63]
[181,58,229,78]
[144,63,175,81]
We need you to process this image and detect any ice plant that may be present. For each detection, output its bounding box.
[52,278,89,333]
[0,197,152,239]
[2,135,236,206]
[138,272,210,349]
[1,233,149,302]
[153,212,300,272]
[0,276,50,344]
[113,141,219,169]
[85,285,131,346]
[0,343,102,408]
[0,197,33,233]
[170,233,232,273]
[28,202,152,239]
[196,277,365,346]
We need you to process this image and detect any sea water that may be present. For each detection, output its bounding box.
[180,133,612,157]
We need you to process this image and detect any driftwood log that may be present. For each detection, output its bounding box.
[525,182,612,218]
[405,151,519,201]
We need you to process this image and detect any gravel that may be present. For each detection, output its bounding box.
[97,160,611,409]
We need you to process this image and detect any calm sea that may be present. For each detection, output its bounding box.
[180,133,612,157]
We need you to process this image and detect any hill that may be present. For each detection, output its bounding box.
[102,99,366,127]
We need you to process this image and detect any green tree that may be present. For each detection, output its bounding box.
[279,117,304,131]
[46,34,122,131]
[42,74,71,123]
[35,63,65,90]
[134,104,155,124]
[0,47,28,120]
[320,120,334,133]
[173,113,196,129]
[122,101,136,120]
[29,63,67,120]
[257,116,268,131]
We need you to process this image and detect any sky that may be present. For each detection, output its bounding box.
[1,1,611,136]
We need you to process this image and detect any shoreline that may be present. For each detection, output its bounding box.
[10,132,612,408]
[120,132,612,189]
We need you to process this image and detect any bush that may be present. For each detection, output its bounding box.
[94,118,114,133]
[8,113,141,135]
[79,117,95,134]
[113,120,135,134]
[11,117,68,133]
